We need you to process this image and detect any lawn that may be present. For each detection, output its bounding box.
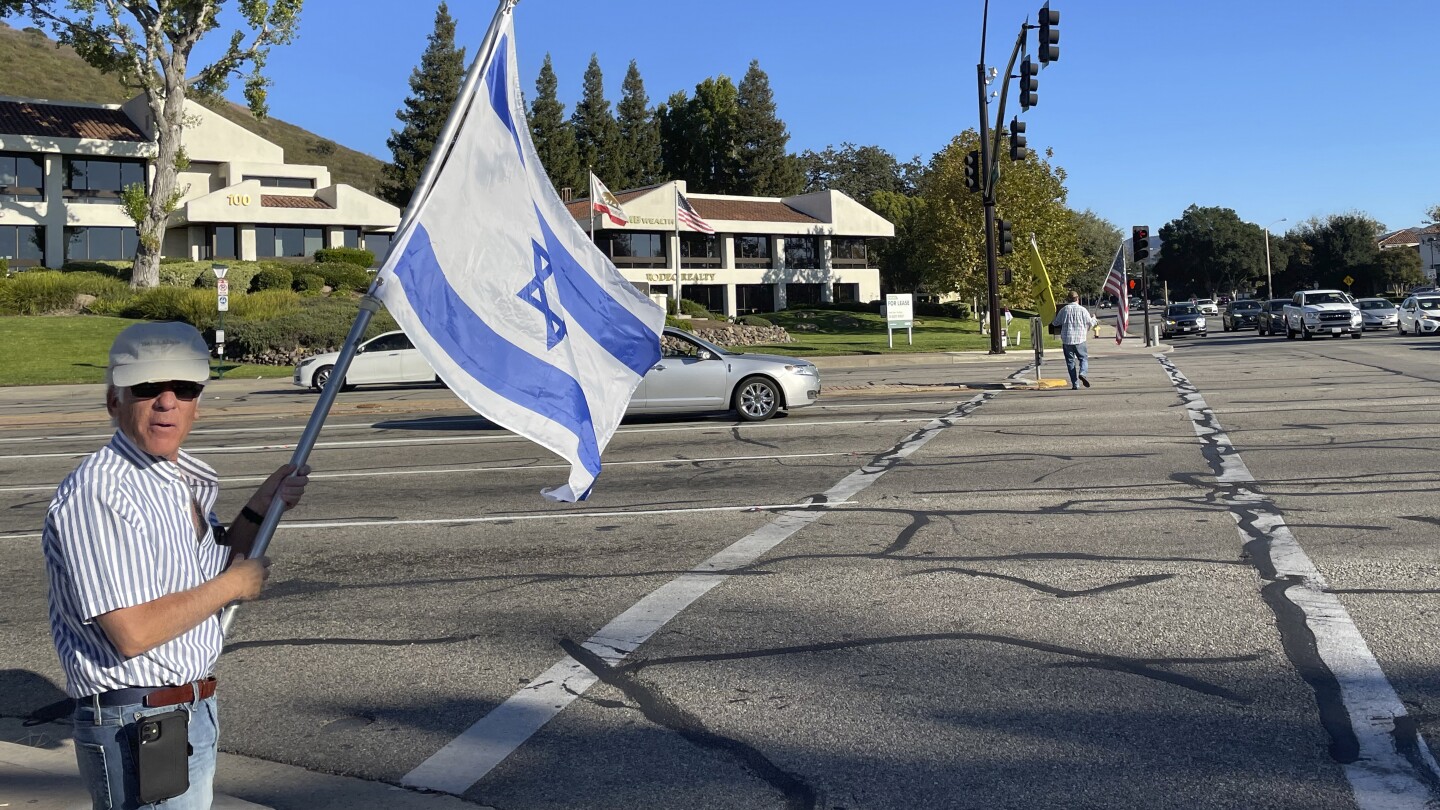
[730,309,1060,356]
[0,316,292,386]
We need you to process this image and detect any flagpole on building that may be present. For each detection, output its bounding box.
[588,170,596,246]
[673,183,682,312]
[219,0,520,640]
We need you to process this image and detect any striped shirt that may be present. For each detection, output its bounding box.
[1051,302,1098,345]
[43,430,228,698]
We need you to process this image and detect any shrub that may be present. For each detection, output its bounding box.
[0,271,79,314]
[0,258,7,276]
[311,261,372,293]
[664,316,693,332]
[738,314,773,327]
[62,261,128,279]
[679,298,714,319]
[120,286,200,323]
[249,264,294,292]
[225,296,398,362]
[230,289,301,321]
[313,246,375,268]
[294,272,325,296]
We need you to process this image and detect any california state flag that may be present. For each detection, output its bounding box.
[589,172,628,226]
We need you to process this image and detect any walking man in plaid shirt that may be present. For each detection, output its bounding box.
[1051,291,1099,390]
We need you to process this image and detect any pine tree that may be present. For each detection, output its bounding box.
[381,2,466,209]
[736,60,802,197]
[659,77,740,193]
[571,55,621,190]
[530,53,580,197]
[615,60,661,189]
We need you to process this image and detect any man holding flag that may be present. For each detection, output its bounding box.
[1101,243,1129,344]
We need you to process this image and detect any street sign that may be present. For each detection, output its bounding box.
[214,329,225,344]
[885,294,914,348]
[216,278,229,296]
[1343,275,1354,287]
[217,294,229,312]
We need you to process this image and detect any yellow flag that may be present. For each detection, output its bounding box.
[1028,235,1058,325]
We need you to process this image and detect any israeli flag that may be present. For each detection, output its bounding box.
[375,11,664,502]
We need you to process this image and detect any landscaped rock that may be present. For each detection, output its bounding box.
[686,324,793,346]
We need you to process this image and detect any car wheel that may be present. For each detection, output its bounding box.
[733,376,781,422]
[1286,324,1295,339]
[311,365,333,392]
[1351,330,1362,339]
[1301,324,1312,340]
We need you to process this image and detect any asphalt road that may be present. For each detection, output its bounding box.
[3,328,1439,809]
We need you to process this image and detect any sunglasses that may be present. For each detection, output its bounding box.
[128,380,205,401]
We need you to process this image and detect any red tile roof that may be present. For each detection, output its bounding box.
[0,100,147,142]
[261,194,331,209]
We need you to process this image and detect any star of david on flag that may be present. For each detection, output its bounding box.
[375,7,664,502]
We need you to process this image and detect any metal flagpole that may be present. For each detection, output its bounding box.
[219,0,520,639]
[588,170,596,246]
[673,183,682,312]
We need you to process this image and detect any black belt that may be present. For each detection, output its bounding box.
[90,677,217,708]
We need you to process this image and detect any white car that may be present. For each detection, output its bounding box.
[1355,298,1398,330]
[1397,295,1440,335]
[293,328,821,422]
[1194,299,1220,316]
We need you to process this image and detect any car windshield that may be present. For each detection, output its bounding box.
[1357,300,1394,310]
[1232,301,1260,311]
[1306,292,1348,305]
[1168,305,1200,316]
[1267,300,1287,311]
[1419,298,1440,311]
[1196,299,1214,305]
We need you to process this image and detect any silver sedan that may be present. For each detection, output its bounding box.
[1355,297,1398,330]
[294,327,820,422]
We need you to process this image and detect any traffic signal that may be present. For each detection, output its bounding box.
[1009,118,1027,161]
[1038,4,1060,64]
[998,219,1015,255]
[1132,225,1150,262]
[964,150,981,193]
[1128,278,1136,290]
[1018,58,1038,110]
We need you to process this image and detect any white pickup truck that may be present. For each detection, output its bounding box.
[1283,289,1362,339]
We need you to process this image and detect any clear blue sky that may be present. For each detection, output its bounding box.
[212,0,1437,236]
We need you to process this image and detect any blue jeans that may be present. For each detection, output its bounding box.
[72,695,218,810]
[1062,342,1089,385]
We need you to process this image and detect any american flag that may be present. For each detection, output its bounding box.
[676,190,715,234]
[1102,243,1128,344]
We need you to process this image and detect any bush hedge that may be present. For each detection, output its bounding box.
[0,270,132,315]
[312,261,372,293]
[738,314,773,327]
[224,296,398,363]
[249,264,293,292]
[312,246,375,268]
[294,272,325,295]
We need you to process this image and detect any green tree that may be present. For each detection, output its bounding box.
[5,0,302,288]
[1068,209,1123,298]
[1371,246,1423,295]
[658,77,740,193]
[919,130,1081,305]
[614,60,660,189]
[869,189,929,294]
[1293,213,1385,292]
[799,143,922,208]
[1425,204,1440,224]
[571,54,619,189]
[735,60,801,196]
[1154,206,1265,299]
[530,53,579,196]
[381,2,465,209]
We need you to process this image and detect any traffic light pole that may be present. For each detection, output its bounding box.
[1141,261,1152,347]
[977,61,1003,354]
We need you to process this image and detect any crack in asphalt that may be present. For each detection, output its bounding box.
[911,568,1178,598]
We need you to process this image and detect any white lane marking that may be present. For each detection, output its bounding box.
[1158,354,1440,809]
[399,392,994,795]
[0,418,465,445]
[0,452,856,494]
[0,501,852,542]
[0,417,934,461]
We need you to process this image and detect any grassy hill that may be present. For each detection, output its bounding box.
[0,22,386,195]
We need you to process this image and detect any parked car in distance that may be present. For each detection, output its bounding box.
[1355,297,1399,331]
[1222,299,1262,331]
[1256,299,1289,336]
[1163,303,1207,338]
[292,327,821,422]
[1194,299,1220,316]
[1397,294,1440,335]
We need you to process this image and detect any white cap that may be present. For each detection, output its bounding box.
[107,322,211,388]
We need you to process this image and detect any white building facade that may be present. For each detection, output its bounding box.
[0,94,398,269]
[567,181,893,317]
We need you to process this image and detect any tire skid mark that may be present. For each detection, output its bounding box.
[1157,353,1440,809]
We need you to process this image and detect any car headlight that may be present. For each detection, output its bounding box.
[1197,317,1206,325]
[298,357,316,368]
[1165,320,1176,325]
[1304,312,1319,321]
[785,364,817,376]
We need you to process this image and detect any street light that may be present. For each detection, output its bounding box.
[1263,217,1286,299]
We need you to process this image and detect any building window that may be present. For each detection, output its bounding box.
[832,283,860,304]
[342,228,361,249]
[0,153,44,201]
[256,226,324,258]
[832,237,869,266]
[735,283,775,315]
[66,158,146,203]
[785,236,821,269]
[65,226,138,261]
[734,235,771,266]
[243,175,316,189]
[679,233,718,267]
[0,225,44,266]
[364,233,391,262]
[601,231,667,266]
[207,225,237,260]
[684,284,726,314]
[786,283,825,307]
